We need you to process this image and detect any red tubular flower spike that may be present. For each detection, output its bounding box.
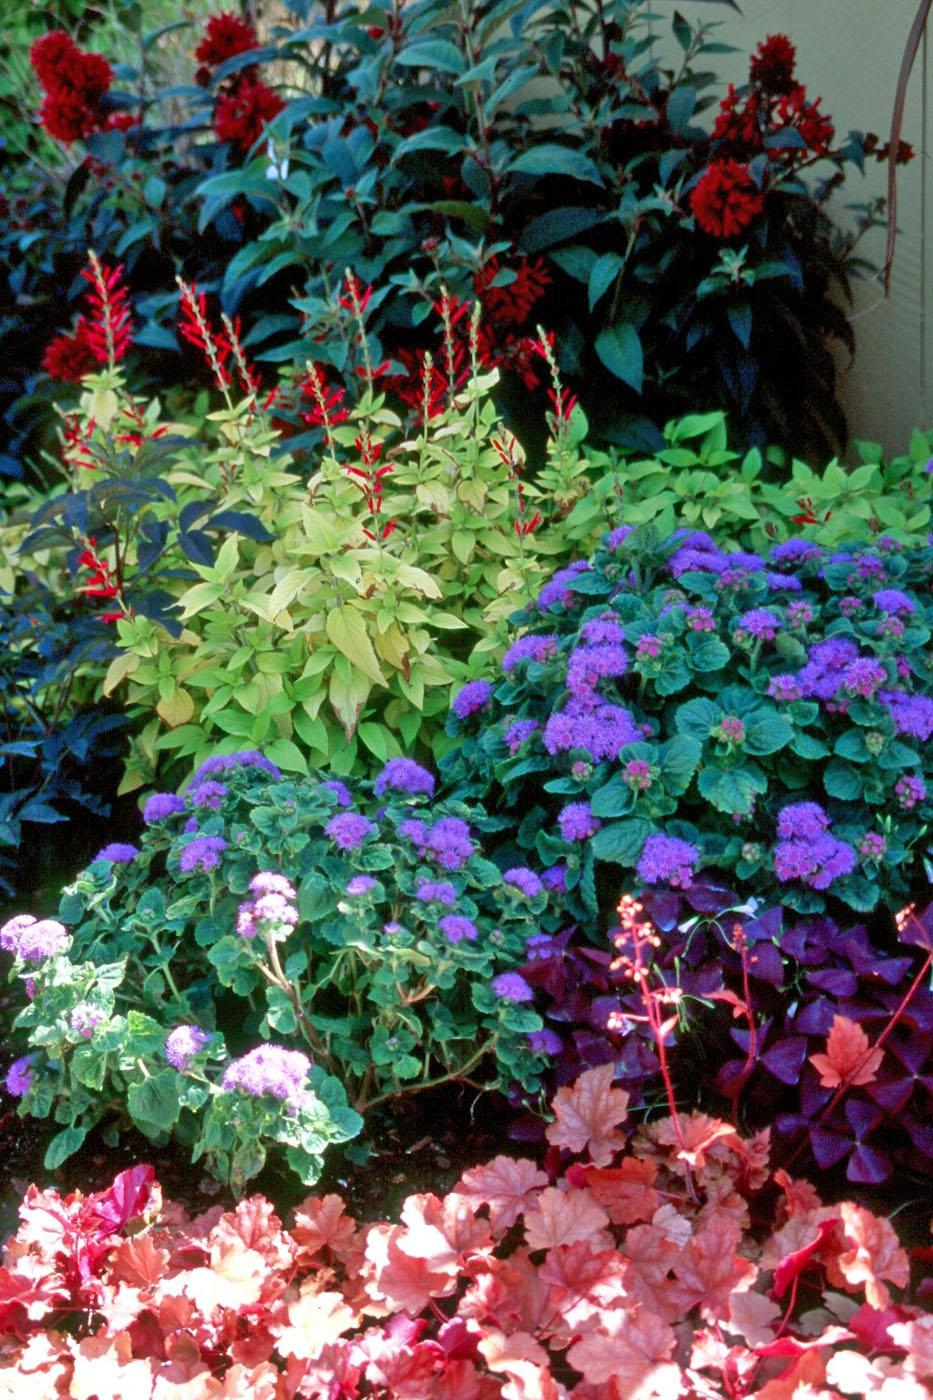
[177,279,233,392]
[339,271,377,389]
[300,363,349,443]
[75,538,119,599]
[220,311,261,397]
[81,252,132,369]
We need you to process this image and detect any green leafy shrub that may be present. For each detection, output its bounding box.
[443,528,933,925]
[2,0,902,474]
[27,274,600,789]
[2,751,547,1186]
[566,412,933,551]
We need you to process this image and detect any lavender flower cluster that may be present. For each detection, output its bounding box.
[236,872,299,942]
[221,1043,313,1109]
[451,530,932,914]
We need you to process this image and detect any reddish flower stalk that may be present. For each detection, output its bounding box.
[299,363,349,446]
[177,279,233,393]
[219,310,261,397]
[610,895,696,1198]
[339,271,376,390]
[75,537,119,600]
[81,252,132,370]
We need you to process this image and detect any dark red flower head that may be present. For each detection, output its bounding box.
[42,320,98,382]
[749,34,797,94]
[691,159,765,239]
[195,12,258,71]
[30,30,113,144]
[214,75,284,153]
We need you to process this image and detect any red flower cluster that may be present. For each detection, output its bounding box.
[691,159,765,239]
[774,86,834,157]
[30,30,112,144]
[193,13,281,153]
[194,11,258,80]
[213,72,283,153]
[42,321,99,383]
[749,33,797,94]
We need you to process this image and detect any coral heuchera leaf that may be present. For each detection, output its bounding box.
[544,1063,630,1165]
[809,1014,884,1088]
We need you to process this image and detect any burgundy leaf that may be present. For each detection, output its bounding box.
[761,1037,809,1085]
[846,1143,891,1184]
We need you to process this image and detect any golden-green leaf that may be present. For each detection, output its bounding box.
[326,606,386,685]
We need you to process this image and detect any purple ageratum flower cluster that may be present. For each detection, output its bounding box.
[685,605,715,632]
[880,691,933,743]
[536,560,591,611]
[786,601,814,628]
[502,634,558,673]
[221,1044,312,1107]
[5,1055,33,1097]
[0,915,70,964]
[70,1005,105,1040]
[399,814,476,871]
[190,750,281,784]
[178,835,228,874]
[490,971,534,1003]
[895,774,926,810]
[636,834,698,888]
[503,867,544,898]
[325,812,376,851]
[796,637,860,701]
[777,802,832,841]
[768,674,801,703]
[605,524,634,550]
[528,1027,563,1055]
[143,792,185,823]
[768,538,821,567]
[669,532,728,578]
[438,913,479,944]
[374,758,435,799]
[580,615,625,646]
[451,680,493,720]
[94,843,139,864]
[841,657,887,699]
[558,802,600,842]
[543,704,640,764]
[542,864,567,893]
[839,595,864,617]
[857,832,887,861]
[566,643,628,695]
[634,635,663,661]
[774,802,855,890]
[346,875,376,897]
[505,719,538,754]
[188,780,228,811]
[415,879,457,907]
[735,609,780,641]
[874,588,917,616]
[321,779,352,807]
[164,1024,211,1071]
[236,871,299,941]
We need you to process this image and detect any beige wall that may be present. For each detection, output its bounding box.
[654,1,930,458]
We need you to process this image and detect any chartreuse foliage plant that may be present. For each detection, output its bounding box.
[444,528,933,924]
[565,413,933,552]
[0,1072,930,1398]
[28,272,599,791]
[1,752,548,1187]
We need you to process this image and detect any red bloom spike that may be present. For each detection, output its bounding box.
[195,12,258,71]
[749,34,797,94]
[214,76,284,153]
[81,254,133,367]
[30,30,113,145]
